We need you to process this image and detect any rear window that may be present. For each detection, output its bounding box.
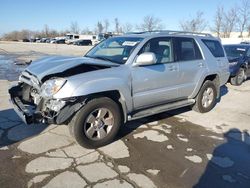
[202,39,224,57]
[175,38,202,61]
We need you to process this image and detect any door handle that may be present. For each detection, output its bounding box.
[168,65,176,71]
[198,62,204,67]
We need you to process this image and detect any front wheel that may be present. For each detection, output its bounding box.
[192,80,217,113]
[230,68,246,86]
[68,97,122,148]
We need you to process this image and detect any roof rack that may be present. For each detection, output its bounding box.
[125,30,213,37]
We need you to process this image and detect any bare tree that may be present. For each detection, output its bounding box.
[114,18,123,33]
[238,0,250,37]
[59,29,70,36]
[222,7,238,37]
[123,22,133,33]
[81,27,93,34]
[180,11,207,32]
[137,15,163,31]
[5,31,19,41]
[96,21,104,34]
[49,30,59,38]
[247,25,250,37]
[213,6,224,37]
[70,21,80,34]
[3,29,34,40]
[43,24,50,37]
[104,19,110,33]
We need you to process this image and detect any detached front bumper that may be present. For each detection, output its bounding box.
[9,85,39,124]
[9,84,85,125]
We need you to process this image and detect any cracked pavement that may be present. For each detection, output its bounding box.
[1,53,250,188]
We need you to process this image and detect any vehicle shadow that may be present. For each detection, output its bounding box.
[194,128,250,188]
[217,85,228,103]
[118,85,229,139]
[0,108,47,147]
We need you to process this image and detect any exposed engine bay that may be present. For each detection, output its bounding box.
[9,62,111,124]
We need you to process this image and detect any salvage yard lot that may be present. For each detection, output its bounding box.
[0,42,250,188]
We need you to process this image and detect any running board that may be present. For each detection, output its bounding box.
[128,99,195,121]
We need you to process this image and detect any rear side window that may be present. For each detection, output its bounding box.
[175,38,202,61]
[202,39,225,57]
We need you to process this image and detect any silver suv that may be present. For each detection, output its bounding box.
[9,31,230,148]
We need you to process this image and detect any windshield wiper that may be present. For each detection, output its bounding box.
[86,55,121,64]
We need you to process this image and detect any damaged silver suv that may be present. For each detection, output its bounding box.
[9,31,229,148]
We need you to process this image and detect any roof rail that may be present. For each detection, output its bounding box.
[125,30,213,37]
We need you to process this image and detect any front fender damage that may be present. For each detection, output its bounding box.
[9,83,86,125]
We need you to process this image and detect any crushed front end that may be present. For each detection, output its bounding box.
[9,70,83,125]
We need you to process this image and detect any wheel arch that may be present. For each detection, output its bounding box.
[192,74,220,99]
[83,90,128,123]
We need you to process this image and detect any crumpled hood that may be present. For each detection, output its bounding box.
[26,56,118,81]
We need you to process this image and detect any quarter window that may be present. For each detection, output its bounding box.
[139,37,173,64]
[202,39,225,57]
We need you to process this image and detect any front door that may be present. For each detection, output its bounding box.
[131,37,179,110]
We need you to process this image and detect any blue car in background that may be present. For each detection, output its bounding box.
[224,44,250,85]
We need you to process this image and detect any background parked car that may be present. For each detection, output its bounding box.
[22,38,30,42]
[40,38,49,43]
[51,39,65,44]
[224,44,250,85]
[73,39,92,46]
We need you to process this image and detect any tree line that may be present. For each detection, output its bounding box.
[180,0,250,37]
[1,15,163,41]
[2,0,250,41]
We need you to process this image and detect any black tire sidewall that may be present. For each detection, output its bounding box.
[236,68,245,85]
[196,81,217,113]
[230,68,245,86]
[72,97,122,148]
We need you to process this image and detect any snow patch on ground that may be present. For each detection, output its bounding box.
[185,155,202,163]
[177,134,189,142]
[133,130,168,142]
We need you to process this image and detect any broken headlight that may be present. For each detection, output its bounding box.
[41,78,66,98]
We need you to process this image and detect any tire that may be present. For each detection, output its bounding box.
[192,80,217,113]
[230,68,246,86]
[68,97,122,148]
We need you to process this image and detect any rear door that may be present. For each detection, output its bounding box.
[174,37,206,98]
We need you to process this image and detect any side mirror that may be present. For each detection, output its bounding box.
[135,52,157,66]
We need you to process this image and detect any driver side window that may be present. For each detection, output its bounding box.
[139,37,173,64]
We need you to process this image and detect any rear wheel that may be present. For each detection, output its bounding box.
[192,80,217,113]
[230,68,246,86]
[68,97,122,148]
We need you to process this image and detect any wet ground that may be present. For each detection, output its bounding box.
[0,55,27,81]
[0,53,250,188]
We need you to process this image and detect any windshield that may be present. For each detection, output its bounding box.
[224,46,248,58]
[85,36,143,64]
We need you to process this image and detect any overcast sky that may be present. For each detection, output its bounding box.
[0,0,240,35]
